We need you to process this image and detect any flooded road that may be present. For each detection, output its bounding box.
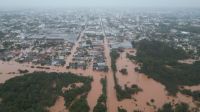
[0,29,103,112]
[64,28,104,112]
[100,17,121,112]
[0,30,199,112]
[0,45,199,112]
[65,30,83,67]
[103,37,119,112]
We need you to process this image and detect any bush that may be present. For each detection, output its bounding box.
[158,103,173,112]
[119,68,128,75]
[110,49,120,73]
[175,103,189,112]
[180,89,200,102]
[115,84,142,101]
[69,96,90,112]
[158,102,189,112]
[118,107,127,112]
[18,69,29,74]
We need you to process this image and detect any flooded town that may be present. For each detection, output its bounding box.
[0,8,200,112]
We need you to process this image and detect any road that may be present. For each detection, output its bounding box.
[100,17,119,112]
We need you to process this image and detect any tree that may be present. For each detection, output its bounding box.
[158,103,173,112]
[175,103,189,112]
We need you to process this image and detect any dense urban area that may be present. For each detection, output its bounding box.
[0,8,200,112]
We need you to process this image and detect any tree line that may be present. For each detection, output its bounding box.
[133,40,200,95]
[0,72,92,112]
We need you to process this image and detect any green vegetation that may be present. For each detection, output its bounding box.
[0,72,92,112]
[131,41,135,48]
[93,101,106,112]
[110,49,142,101]
[135,40,187,62]
[174,103,189,112]
[0,31,5,39]
[18,69,29,74]
[158,103,173,112]
[118,107,127,112]
[64,78,92,107]
[2,41,14,49]
[93,77,107,112]
[69,95,90,112]
[180,89,200,102]
[133,40,200,95]
[126,53,135,60]
[115,84,142,101]
[197,47,200,56]
[119,68,128,75]
[158,102,189,112]
[86,40,92,45]
[110,49,120,73]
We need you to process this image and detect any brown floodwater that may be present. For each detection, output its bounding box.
[65,32,82,67]
[184,85,200,92]
[0,60,104,112]
[48,96,68,112]
[0,34,199,112]
[0,30,103,112]
[103,37,119,112]
[62,82,84,93]
[114,49,197,112]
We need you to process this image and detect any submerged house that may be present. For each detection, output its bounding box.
[93,62,108,72]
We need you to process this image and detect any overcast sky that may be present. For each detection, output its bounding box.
[0,0,200,8]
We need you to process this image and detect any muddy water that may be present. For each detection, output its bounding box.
[1,33,199,112]
[0,30,103,112]
[48,67,104,112]
[0,30,102,112]
[62,82,84,93]
[67,67,104,112]
[0,61,104,112]
[0,47,198,112]
[114,49,197,112]
[87,72,103,112]
[103,37,119,112]
[48,96,68,112]
[64,29,104,112]
[184,85,200,91]
[65,32,82,66]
